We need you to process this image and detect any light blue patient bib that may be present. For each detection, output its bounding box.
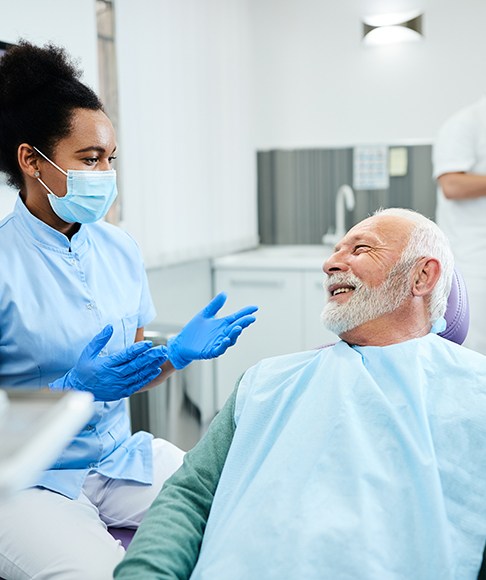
[192,335,486,579]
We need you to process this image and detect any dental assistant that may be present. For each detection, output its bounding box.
[0,41,257,580]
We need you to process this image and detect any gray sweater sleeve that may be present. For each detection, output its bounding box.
[113,386,238,580]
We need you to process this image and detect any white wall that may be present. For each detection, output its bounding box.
[249,0,486,148]
[115,0,486,270]
[115,0,259,269]
[0,0,99,217]
[2,0,485,248]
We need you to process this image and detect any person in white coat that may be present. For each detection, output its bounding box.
[433,95,486,354]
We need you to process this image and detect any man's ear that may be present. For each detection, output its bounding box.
[412,257,441,297]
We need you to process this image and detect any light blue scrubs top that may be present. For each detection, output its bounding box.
[0,196,156,499]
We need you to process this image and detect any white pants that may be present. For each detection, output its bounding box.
[0,438,184,580]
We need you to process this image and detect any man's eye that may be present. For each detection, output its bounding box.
[83,158,98,165]
[354,245,369,254]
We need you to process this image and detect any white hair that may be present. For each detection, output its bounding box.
[373,207,454,324]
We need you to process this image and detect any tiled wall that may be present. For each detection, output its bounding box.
[257,145,435,244]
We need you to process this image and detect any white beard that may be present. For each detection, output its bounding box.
[321,263,411,336]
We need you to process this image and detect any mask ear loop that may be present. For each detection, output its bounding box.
[32,146,68,176]
[35,175,58,196]
[32,146,67,197]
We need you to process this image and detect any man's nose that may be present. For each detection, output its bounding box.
[323,252,348,275]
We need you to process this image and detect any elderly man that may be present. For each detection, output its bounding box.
[114,208,486,580]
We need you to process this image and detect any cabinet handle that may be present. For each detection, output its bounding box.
[229,279,285,288]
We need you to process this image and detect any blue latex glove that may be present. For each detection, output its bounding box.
[167,292,258,369]
[50,324,168,401]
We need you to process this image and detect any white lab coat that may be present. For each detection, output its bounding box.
[433,95,486,354]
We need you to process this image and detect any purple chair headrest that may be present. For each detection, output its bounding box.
[437,268,469,345]
[108,526,135,549]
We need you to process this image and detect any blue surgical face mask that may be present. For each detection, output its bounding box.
[33,147,118,224]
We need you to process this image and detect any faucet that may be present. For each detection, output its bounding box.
[322,184,355,246]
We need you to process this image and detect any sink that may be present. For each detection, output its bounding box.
[323,184,355,246]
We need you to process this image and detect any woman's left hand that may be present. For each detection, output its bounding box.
[167,292,258,369]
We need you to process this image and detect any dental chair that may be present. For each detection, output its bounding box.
[436,267,469,345]
[108,525,135,550]
[107,268,472,554]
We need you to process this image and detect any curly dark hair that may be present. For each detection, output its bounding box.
[0,40,103,189]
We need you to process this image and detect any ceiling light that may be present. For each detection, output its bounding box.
[362,11,423,46]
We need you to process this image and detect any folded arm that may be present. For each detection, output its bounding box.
[438,172,486,200]
[114,385,239,579]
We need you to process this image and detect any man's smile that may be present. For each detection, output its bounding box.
[328,283,356,300]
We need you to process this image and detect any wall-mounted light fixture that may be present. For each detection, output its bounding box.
[362,11,423,46]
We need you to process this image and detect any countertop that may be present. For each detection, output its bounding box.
[212,244,334,271]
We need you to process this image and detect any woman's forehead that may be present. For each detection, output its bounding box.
[62,108,116,149]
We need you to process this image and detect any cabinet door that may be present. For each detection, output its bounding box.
[302,271,338,350]
[213,269,303,409]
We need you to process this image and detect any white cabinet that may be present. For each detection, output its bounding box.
[213,269,303,409]
[212,245,337,409]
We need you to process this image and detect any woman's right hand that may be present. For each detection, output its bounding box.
[50,325,168,401]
